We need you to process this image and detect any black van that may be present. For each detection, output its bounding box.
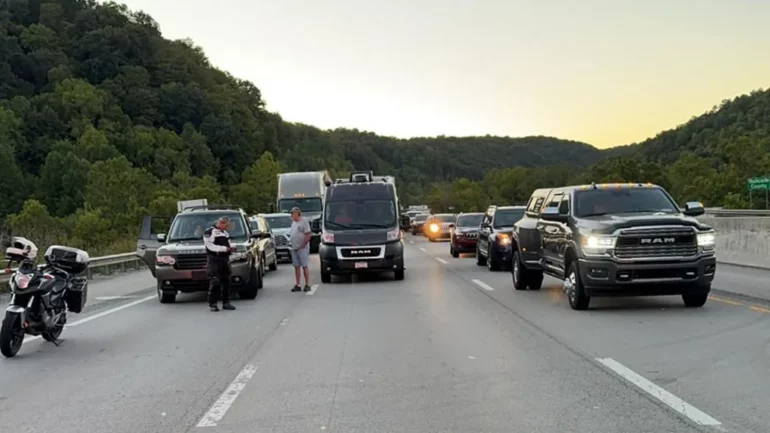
[313,171,409,283]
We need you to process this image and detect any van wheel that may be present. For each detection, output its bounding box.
[565,261,590,310]
[321,270,332,283]
[512,251,528,291]
[157,282,176,304]
[394,267,405,281]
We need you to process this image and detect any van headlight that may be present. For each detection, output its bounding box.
[697,231,716,250]
[387,227,401,241]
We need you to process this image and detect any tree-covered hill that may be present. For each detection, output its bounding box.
[1,0,767,258]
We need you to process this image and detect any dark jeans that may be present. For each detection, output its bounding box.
[207,259,232,305]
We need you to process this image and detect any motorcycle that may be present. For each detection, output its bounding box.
[1,237,90,358]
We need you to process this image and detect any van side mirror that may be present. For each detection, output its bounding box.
[683,201,705,217]
[157,233,166,242]
[540,207,568,223]
[310,219,322,233]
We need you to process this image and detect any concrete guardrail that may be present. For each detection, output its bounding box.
[0,252,141,284]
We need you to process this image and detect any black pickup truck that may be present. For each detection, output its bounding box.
[511,183,716,310]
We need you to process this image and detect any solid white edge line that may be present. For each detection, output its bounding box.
[22,295,155,343]
[197,364,259,427]
[305,284,319,296]
[471,279,495,292]
[67,295,156,327]
[435,258,449,265]
[596,357,721,426]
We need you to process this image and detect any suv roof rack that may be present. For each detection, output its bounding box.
[182,204,242,212]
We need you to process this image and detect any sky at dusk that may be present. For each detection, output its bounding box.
[118,0,770,148]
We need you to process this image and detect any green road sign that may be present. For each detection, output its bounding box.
[748,177,770,191]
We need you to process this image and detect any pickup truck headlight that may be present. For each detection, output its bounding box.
[697,231,716,250]
[429,223,439,233]
[582,235,616,256]
[497,233,511,246]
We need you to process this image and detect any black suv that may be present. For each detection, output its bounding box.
[511,183,716,310]
[476,205,526,271]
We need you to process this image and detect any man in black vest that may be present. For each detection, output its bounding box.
[204,216,237,312]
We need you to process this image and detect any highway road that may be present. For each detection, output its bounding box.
[1,237,768,433]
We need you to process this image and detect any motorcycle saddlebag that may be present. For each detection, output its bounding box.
[65,277,88,313]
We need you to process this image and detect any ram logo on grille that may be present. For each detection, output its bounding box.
[350,249,372,255]
[640,237,676,244]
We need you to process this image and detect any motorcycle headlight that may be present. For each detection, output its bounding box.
[13,273,31,290]
[697,231,716,250]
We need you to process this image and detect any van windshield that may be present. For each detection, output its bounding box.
[324,200,397,230]
[278,198,322,213]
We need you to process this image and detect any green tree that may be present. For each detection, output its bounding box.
[229,151,283,213]
[7,200,67,252]
[38,151,91,217]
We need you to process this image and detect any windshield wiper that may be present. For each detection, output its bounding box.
[579,212,609,218]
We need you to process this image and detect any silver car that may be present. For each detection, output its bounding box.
[260,213,294,263]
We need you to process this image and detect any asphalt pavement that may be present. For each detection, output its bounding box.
[0,238,767,433]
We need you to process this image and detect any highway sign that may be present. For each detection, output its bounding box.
[748,177,770,191]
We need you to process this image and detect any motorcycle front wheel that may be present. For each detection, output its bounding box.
[0,313,25,358]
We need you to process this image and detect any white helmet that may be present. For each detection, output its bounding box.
[5,237,38,260]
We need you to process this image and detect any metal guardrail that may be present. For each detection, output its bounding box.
[703,208,770,217]
[0,252,140,284]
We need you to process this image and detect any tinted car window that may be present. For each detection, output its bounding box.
[413,214,429,222]
[169,213,246,242]
[264,215,292,229]
[574,188,678,217]
[457,214,484,227]
[434,214,457,222]
[493,209,525,228]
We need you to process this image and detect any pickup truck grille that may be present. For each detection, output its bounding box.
[174,254,208,270]
[274,235,289,247]
[615,227,697,259]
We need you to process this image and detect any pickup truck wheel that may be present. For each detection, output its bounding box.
[512,251,528,291]
[565,262,590,310]
[487,252,500,271]
[682,293,708,308]
[527,273,543,291]
[476,244,487,266]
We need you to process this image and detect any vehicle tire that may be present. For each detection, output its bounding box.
[450,245,459,258]
[269,254,278,271]
[394,267,405,281]
[321,270,332,283]
[476,244,487,266]
[682,292,708,308]
[157,282,176,304]
[512,251,529,291]
[240,265,260,300]
[565,261,590,310]
[527,273,544,291]
[487,251,500,271]
[260,254,267,277]
[0,313,24,358]
[42,312,66,342]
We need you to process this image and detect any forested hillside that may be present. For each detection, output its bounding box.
[0,0,768,258]
[0,0,604,255]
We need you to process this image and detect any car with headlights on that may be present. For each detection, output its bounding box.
[410,213,429,235]
[449,212,484,257]
[511,183,716,310]
[136,205,265,304]
[476,206,525,270]
[425,213,457,241]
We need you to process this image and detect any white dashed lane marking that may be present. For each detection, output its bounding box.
[472,279,495,292]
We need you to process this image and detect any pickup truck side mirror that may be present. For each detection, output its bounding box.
[540,207,568,223]
[250,229,263,239]
[310,219,322,233]
[683,201,705,217]
[157,233,166,242]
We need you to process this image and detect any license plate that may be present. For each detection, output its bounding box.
[354,262,368,269]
